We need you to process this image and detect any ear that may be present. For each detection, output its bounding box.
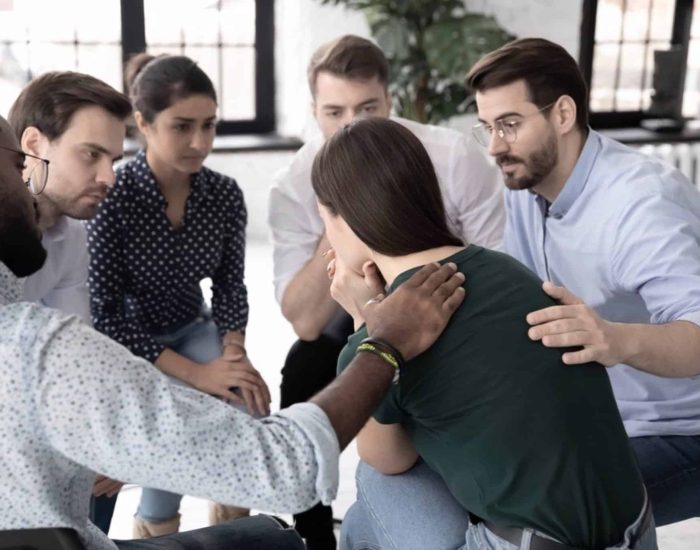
[311,100,319,121]
[21,126,47,157]
[385,90,393,113]
[133,111,150,136]
[553,95,577,136]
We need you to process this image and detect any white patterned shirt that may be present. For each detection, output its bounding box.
[0,263,339,550]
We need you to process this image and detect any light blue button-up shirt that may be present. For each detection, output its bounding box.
[0,263,338,550]
[505,129,700,437]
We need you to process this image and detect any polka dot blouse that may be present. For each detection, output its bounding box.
[86,151,248,362]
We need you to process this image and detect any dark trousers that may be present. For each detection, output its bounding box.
[90,494,119,534]
[280,310,354,550]
[114,514,304,549]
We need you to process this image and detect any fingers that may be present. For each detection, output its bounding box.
[562,348,596,365]
[541,330,590,348]
[326,258,336,279]
[362,261,386,294]
[416,262,459,294]
[528,318,586,340]
[542,281,583,306]
[239,387,256,416]
[402,262,443,288]
[432,271,465,301]
[526,305,584,326]
[364,293,385,307]
[442,286,466,314]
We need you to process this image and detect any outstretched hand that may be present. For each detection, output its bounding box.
[527,281,626,366]
[364,262,465,360]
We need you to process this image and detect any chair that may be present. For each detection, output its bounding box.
[0,528,84,550]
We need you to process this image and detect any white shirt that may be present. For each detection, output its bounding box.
[268,116,505,303]
[0,263,339,550]
[22,216,91,323]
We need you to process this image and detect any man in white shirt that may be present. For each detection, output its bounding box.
[10,71,132,323]
[8,71,132,533]
[268,34,504,548]
[0,111,466,550]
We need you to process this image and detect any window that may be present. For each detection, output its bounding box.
[0,0,274,134]
[580,0,697,128]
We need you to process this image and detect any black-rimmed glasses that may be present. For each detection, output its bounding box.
[0,144,50,195]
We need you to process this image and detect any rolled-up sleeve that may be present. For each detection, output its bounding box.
[611,181,700,327]
[268,170,323,304]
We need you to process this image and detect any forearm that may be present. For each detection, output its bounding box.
[618,320,700,377]
[154,348,199,384]
[310,352,394,449]
[281,235,340,340]
[357,419,418,474]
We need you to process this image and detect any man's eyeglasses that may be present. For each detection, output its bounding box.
[0,144,50,195]
[472,102,557,147]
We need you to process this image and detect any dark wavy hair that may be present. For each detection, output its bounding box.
[312,117,463,256]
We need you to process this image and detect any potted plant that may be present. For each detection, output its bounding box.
[319,0,514,124]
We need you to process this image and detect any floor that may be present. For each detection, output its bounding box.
[107,240,700,548]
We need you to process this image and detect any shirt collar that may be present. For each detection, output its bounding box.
[547,129,601,219]
[42,216,69,243]
[0,262,23,306]
[131,150,214,207]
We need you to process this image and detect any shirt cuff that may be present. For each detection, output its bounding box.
[277,403,339,506]
[677,311,700,330]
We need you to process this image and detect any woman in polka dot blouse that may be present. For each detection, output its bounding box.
[86,53,271,538]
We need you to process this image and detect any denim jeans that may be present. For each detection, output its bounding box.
[629,434,700,526]
[114,514,305,549]
[340,460,469,550]
[341,461,659,550]
[136,315,224,523]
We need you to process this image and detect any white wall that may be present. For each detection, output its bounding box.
[214,0,583,242]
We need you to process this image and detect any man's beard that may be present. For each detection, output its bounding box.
[496,131,558,191]
[0,201,47,277]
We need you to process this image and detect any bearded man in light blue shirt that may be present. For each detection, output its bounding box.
[341,37,700,550]
[466,37,700,527]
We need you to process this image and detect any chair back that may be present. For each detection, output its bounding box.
[0,528,84,550]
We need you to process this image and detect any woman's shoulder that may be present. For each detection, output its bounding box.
[198,165,243,200]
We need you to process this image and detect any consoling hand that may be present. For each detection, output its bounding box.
[364,262,465,360]
[527,281,627,367]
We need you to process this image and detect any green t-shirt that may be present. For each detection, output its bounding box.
[338,246,644,548]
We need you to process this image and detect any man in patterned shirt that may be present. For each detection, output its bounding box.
[8,71,133,535]
[0,113,465,550]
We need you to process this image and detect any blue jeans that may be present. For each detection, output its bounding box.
[630,434,700,526]
[114,514,305,549]
[463,495,656,550]
[137,316,224,523]
[341,460,659,550]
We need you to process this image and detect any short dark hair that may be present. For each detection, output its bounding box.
[308,35,389,98]
[312,118,463,256]
[125,53,217,123]
[465,38,589,129]
[8,71,132,141]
